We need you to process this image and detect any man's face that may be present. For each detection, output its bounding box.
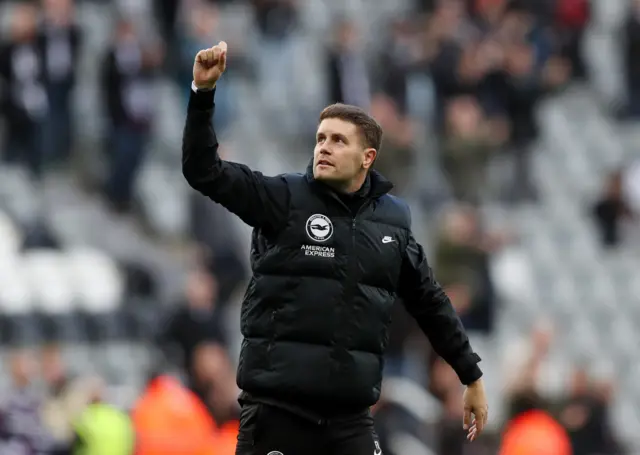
[186,270,217,310]
[313,118,375,188]
[10,351,35,388]
[12,4,37,40]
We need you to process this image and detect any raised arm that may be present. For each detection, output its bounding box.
[183,42,289,233]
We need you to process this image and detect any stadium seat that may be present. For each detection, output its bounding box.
[0,256,32,316]
[21,250,84,342]
[66,247,124,313]
[0,210,22,257]
[22,250,74,314]
[490,248,535,306]
[611,398,640,447]
[0,258,39,346]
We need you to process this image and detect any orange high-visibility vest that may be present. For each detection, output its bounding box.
[499,409,572,455]
[131,376,217,455]
[211,420,240,455]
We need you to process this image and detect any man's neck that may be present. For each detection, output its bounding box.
[328,173,368,194]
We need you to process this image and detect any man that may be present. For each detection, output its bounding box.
[71,378,134,455]
[0,1,48,178]
[155,268,227,401]
[183,41,488,455]
[0,350,58,454]
[101,16,160,212]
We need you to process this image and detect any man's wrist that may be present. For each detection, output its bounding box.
[466,378,484,388]
[192,81,216,92]
[189,82,215,111]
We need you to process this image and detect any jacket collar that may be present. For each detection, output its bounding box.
[305,158,393,199]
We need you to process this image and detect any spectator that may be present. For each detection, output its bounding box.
[190,343,239,442]
[434,205,502,332]
[499,409,572,455]
[72,377,135,455]
[554,0,590,81]
[441,95,506,204]
[623,0,640,118]
[471,0,508,32]
[502,320,569,417]
[39,0,82,164]
[370,94,416,195]
[497,36,569,202]
[40,345,95,451]
[156,268,227,394]
[443,282,473,320]
[325,19,371,110]
[558,369,625,455]
[428,1,497,124]
[0,1,48,179]
[131,374,218,455]
[154,0,180,59]
[251,0,298,42]
[0,349,56,454]
[101,16,161,213]
[251,0,300,133]
[388,19,433,122]
[498,42,543,202]
[592,169,632,248]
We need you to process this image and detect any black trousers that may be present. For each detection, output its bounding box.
[235,403,382,455]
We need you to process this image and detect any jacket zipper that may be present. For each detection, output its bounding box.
[324,191,370,397]
[342,205,366,337]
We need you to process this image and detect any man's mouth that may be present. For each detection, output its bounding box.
[317,160,333,167]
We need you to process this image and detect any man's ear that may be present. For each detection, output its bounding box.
[362,148,377,170]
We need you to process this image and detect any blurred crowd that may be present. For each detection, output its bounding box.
[0,0,638,454]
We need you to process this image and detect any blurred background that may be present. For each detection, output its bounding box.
[0,0,637,453]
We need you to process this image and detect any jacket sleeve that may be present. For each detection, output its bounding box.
[398,230,483,385]
[182,87,290,233]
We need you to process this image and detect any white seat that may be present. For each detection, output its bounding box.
[490,248,535,305]
[612,399,640,445]
[65,248,123,313]
[0,210,21,258]
[0,259,32,315]
[22,250,74,314]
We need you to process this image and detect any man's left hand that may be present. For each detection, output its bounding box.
[463,379,488,441]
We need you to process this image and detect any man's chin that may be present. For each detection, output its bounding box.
[314,171,349,190]
[313,168,336,181]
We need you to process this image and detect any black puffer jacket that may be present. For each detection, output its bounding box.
[182,88,482,418]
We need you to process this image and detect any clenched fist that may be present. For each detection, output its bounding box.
[193,41,227,90]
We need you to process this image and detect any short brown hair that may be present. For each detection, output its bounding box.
[319,103,383,151]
